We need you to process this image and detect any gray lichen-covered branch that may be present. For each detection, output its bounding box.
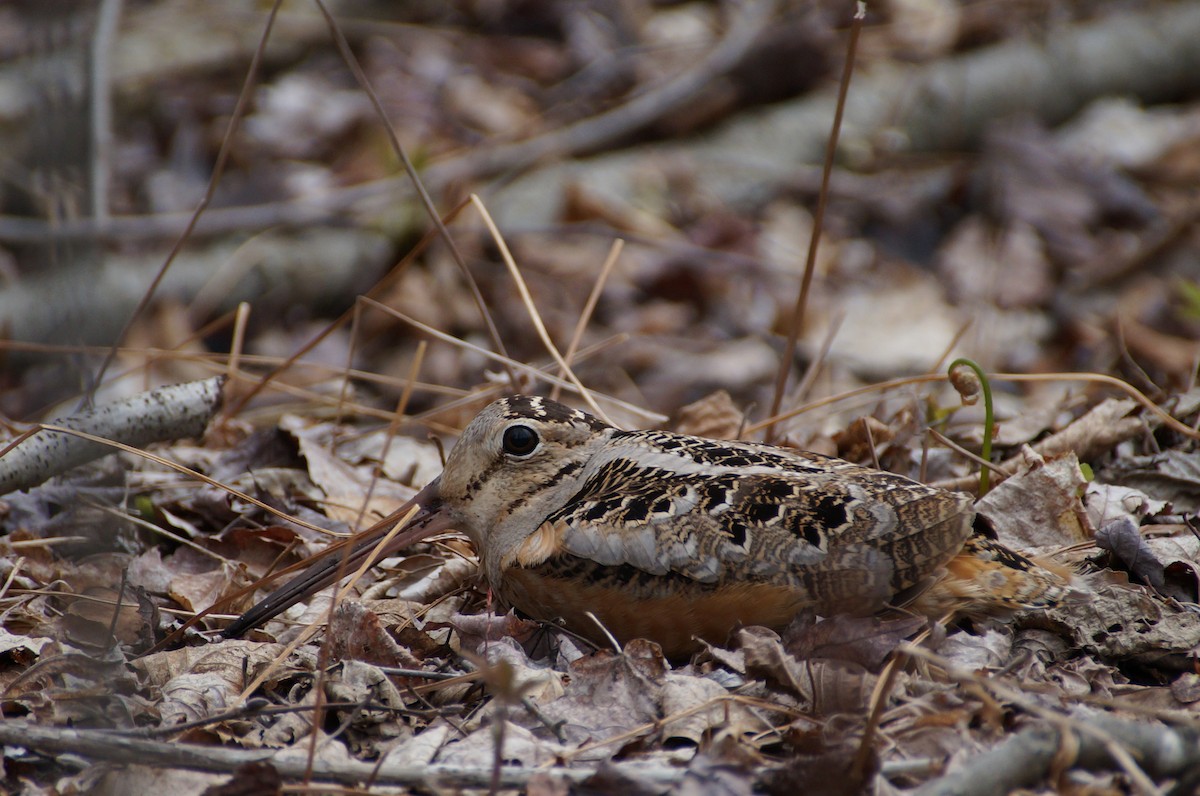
[0,376,225,495]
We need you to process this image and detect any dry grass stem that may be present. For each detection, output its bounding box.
[551,238,624,402]
[470,194,612,425]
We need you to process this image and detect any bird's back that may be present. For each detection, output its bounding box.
[493,428,983,654]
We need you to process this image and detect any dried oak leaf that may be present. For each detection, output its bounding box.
[833,417,894,465]
[134,641,317,726]
[580,760,671,796]
[167,555,245,615]
[1103,449,1200,514]
[678,733,758,796]
[762,736,874,796]
[1170,672,1200,705]
[324,659,409,742]
[1032,397,1142,466]
[526,771,571,796]
[279,414,415,525]
[61,585,154,649]
[526,640,667,756]
[437,720,566,768]
[379,723,451,768]
[471,635,567,705]
[661,673,761,746]
[1084,482,1167,536]
[449,610,543,655]
[935,627,1013,672]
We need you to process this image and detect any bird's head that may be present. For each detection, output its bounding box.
[429,396,611,575]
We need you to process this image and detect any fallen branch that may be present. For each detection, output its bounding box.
[11,3,1199,244]
[0,0,776,246]
[489,3,1200,227]
[0,720,684,789]
[913,712,1200,796]
[0,376,224,496]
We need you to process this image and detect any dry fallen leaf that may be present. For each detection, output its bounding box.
[674,390,744,439]
[935,627,1013,671]
[327,599,423,667]
[1095,517,1166,591]
[325,659,411,743]
[280,414,416,524]
[977,446,1092,549]
[783,611,924,673]
[1042,579,1200,665]
[436,720,567,768]
[739,626,873,715]
[1103,449,1200,514]
[530,641,668,755]
[1084,482,1167,533]
[135,641,318,726]
[832,416,895,464]
[380,722,452,768]
[450,610,543,655]
[660,673,761,746]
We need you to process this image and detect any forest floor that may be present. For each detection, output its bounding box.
[1,1,1199,793]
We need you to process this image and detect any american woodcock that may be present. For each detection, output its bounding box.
[224,395,1066,656]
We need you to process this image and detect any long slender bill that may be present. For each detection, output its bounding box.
[222,477,451,637]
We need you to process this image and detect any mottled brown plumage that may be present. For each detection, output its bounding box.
[225,396,1065,655]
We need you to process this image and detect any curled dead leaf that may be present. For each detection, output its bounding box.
[739,626,872,714]
[1095,517,1165,591]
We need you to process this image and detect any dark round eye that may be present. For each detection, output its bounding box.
[502,424,540,456]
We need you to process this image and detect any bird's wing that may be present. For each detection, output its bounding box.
[507,449,973,613]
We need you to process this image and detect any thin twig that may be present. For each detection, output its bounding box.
[550,239,624,402]
[926,428,1015,480]
[583,610,623,654]
[0,557,25,604]
[469,195,611,424]
[224,302,251,399]
[357,296,664,425]
[312,0,514,387]
[792,310,843,406]
[0,720,689,788]
[89,0,284,396]
[765,3,865,442]
[102,569,129,653]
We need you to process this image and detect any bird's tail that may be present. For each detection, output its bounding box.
[909,535,1070,618]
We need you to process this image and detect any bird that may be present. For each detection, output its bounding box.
[223,395,1066,656]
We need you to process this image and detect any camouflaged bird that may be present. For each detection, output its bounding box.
[224,395,1066,656]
